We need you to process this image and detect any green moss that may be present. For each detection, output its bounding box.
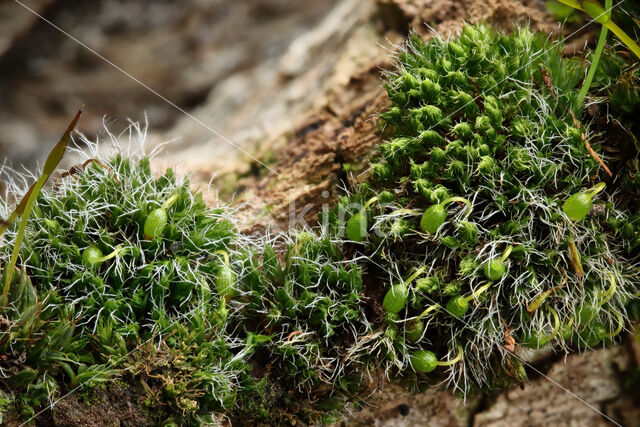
[325,23,639,393]
[1,23,640,424]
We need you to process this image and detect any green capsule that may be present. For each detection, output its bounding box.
[383,267,426,313]
[212,250,236,299]
[405,303,439,342]
[82,247,103,267]
[562,193,592,222]
[411,345,463,373]
[420,204,446,234]
[483,259,505,281]
[562,183,605,222]
[446,296,469,318]
[346,212,367,242]
[83,245,122,268]
[216,264,236,298]
[143,208,168,240]
[346,196,381,242]
[383,283,409,313]
[483,246,512,281]
[445,282,491,318]
[144,194,179,240]
[405,320,425,342]
[421,197,472,234]
[410,349,438,372]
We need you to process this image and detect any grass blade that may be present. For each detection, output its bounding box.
[1,110,82,299]
[558,0,640,59]
[576,0,611,107]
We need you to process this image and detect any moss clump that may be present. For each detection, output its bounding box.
[328,24,639,393]
[1,23,639,424]
[0,155,246,422]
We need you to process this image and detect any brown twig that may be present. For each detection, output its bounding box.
[286,330,305,342]
[60,158,121,183]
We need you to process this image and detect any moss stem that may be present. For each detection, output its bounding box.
[462,282,491,304]
[416,303,440,320]
[436,344,464,366]
[161,193,180,211]
[441,197,472,217]
[545,305,561,343]
[599,273,616,306]
[404,266,427,285]
[213,250,230,266]
[586,182,606,199]
[360,196,380,214]
[97,245,123,263]
[602,311,624,339]
[500,246,513,263]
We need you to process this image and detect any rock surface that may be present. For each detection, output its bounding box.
[0,0,341,168]
[348,342,637,426]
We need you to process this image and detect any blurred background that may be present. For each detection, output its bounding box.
[0,0,360,171]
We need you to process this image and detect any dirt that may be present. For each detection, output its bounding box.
[49,381,150,427]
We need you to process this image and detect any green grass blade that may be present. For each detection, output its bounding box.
[43,110,82,177]
[605,19,640,58]
[0,184,36,237]
[576,0,611,107]
[0,110,82,237]
[558,0,640,59]
[2,110,82,299]
[558,0,581,8]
